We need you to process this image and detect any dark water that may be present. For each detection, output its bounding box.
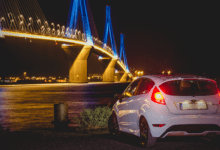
[0,83,129,131]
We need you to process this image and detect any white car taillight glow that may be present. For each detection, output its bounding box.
[151,86,166,105]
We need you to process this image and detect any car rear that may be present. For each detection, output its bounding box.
[147,76,220,138]
[159,78,219,115]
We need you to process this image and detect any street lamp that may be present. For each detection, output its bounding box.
[138,71,143,77]
[24,72,26,80]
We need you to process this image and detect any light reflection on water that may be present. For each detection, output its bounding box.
[0,83,129,131]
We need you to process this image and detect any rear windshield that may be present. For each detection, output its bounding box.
[159,79,218,96]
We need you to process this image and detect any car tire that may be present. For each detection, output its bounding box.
[108,112,120,136]
[139,117,156,148]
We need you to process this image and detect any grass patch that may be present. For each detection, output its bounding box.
[73,105,112,132]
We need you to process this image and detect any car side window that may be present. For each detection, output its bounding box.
[123,79,141,98]
[136,78,155,95]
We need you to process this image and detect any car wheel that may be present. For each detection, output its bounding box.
[108,112,120,136]
[139,117,156,148]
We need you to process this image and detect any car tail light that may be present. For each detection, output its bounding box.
[151,87,166,105]
[153,124,165,127]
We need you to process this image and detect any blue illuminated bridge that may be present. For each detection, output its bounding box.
[0,0,132,83]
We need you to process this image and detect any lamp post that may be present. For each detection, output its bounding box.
[24,72,26,80]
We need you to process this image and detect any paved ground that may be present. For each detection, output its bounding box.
[1,129,220,150]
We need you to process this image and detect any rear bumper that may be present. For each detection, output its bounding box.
[146,110,220,138]
[162,131,220,138]
[160,124,220,138]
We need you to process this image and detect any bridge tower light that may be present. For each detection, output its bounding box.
[119,33,129,71]
[18,14,25,31]
[0,17,6,29]
[103,5,118,57]
[51,23,56,35]
[61,25,65,37]
[7,13,16,30]
[28,17,33,32]
[57,24,61,36]
[66,27,70,37]
[67,0,93,45]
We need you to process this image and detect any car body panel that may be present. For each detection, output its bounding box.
[161,93,219,115]
[112,74,220,138]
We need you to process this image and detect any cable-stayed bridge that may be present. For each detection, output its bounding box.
[0,0,132,82]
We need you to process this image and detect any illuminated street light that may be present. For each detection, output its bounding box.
[57,24,60,36]
[24,72,26,80]
[135,70,144,77]
[168,70,171,75]
[27,17,33,32]
[162,71,165,74]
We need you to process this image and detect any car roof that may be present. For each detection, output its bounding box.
[138,74,214,86]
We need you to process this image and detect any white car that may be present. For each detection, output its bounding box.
[108,74,220,147]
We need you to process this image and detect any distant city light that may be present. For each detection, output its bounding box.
[0,29,4,38]
[24,72,26,79]
[135,70,144,77]
[62,44,70,46]
[1,75,69,83]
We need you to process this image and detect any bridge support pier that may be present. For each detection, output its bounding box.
[102,59,117,82]
[120,72,128,82]
[62,44,92,83]
[128,76,132,82]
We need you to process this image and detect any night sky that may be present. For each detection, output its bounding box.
[37,0,219,77]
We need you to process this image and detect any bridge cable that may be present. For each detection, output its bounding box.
[103,5,118,57]
[119,33,129,71]
[67,0,93,44]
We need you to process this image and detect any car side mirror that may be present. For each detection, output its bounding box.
[114,93,123,102]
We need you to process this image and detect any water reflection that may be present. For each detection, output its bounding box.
[0,83,129,131]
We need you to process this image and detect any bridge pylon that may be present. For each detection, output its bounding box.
[119,72,128,82]
[62,44,92,83]
[102,58,118,82]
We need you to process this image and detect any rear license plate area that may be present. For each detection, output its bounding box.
[179,102,207,110]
